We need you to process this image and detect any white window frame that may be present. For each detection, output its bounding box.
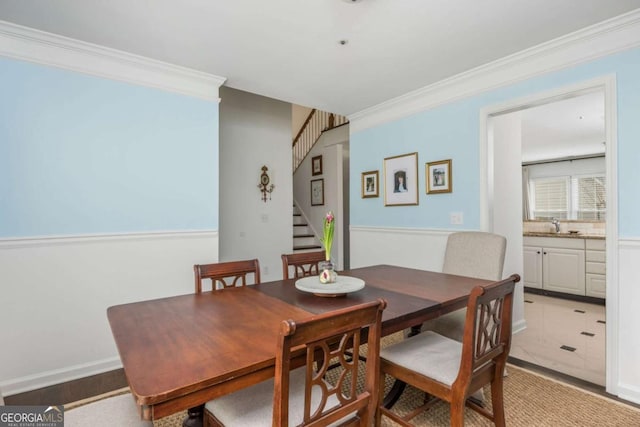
[529,173,606,220]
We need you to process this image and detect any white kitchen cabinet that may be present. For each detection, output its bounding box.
[523,246,543,289]
[523,236,586,296]
[542,247,586,295]
[585,238,606,298]
[586,274,606,297]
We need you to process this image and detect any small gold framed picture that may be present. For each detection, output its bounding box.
[361,170,379,198]
[426,159,452,194]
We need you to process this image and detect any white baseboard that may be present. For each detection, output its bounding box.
[618,383,640,405]
[0,357,122,397]
[512,318,527,335]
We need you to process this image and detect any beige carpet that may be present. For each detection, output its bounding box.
[66,331,639,426]
[151,363,640,426]
[149,333,640,426]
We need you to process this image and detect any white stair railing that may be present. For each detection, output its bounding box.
[292,109,348,171]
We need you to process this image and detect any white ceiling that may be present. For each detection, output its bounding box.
[0,1,630,161]
[521,91,605,162]
[1,0,639,116]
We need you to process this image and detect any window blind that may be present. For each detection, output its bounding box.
[573,175,606,220]
[530,174,606,220]
[531,177,569,219]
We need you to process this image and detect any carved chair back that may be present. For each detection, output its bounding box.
[457,276,516,391]
[194,259,261,293]
[274,299,386,426]
[281,250,326,280]
[377,275,518,426]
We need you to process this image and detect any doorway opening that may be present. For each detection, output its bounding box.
[481,76,617,393]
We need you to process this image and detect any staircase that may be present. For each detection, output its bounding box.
[292,109,348,172]
[290,108,347,253]
[293,205,322,252]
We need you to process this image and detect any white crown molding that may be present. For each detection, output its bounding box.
[0,229,219,249]
[0,20,226,101]
[349,9,640,133]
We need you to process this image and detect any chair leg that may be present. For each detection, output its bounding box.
[490,378,506,427]
[375,371,385,427]
[450,400,465,427]
[449,395,465,427]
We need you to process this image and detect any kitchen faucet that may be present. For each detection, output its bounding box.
[551,218,560,233]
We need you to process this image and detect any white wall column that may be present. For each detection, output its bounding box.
[488,112,526,332]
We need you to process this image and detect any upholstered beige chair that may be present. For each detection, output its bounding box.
[421,231,507,342]
[377,275,518,427]
[204,299,387,427]
[417,232,507,404]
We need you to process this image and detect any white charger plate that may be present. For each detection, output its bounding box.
[295,275,365,297]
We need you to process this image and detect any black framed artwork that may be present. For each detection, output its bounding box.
[311,178,324,205]
[312,155,323,176]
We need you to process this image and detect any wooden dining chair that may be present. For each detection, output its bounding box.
[194,259,261,293]
[204,298,387,427]
[281,250,326,279]
[376,275,519,427]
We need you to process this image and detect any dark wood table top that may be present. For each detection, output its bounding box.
[107,264,490,420]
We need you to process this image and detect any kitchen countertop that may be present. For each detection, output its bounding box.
[523,232,605,240]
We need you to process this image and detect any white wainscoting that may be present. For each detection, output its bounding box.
[350,226,452,271]
[0,230,218,396]
[616,238,640,404]
[350,225,526,332]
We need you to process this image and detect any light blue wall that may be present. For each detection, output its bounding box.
[351,47,640,237]
[0,57,219,237]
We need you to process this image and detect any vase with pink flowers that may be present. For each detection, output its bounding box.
[319,211,337,284]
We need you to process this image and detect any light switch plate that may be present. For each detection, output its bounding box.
[450,212,464,225]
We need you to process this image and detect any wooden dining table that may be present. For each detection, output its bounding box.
[107,264,491,426]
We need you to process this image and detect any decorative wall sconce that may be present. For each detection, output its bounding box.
[258,165,275,202]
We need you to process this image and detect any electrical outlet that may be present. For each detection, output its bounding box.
[261,214,269,223]
[450,212,464,225]
[263,265,269,275]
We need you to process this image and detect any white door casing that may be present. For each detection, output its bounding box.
[479,75,618,394]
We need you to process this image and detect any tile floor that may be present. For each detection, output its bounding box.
[510,292,606,386]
